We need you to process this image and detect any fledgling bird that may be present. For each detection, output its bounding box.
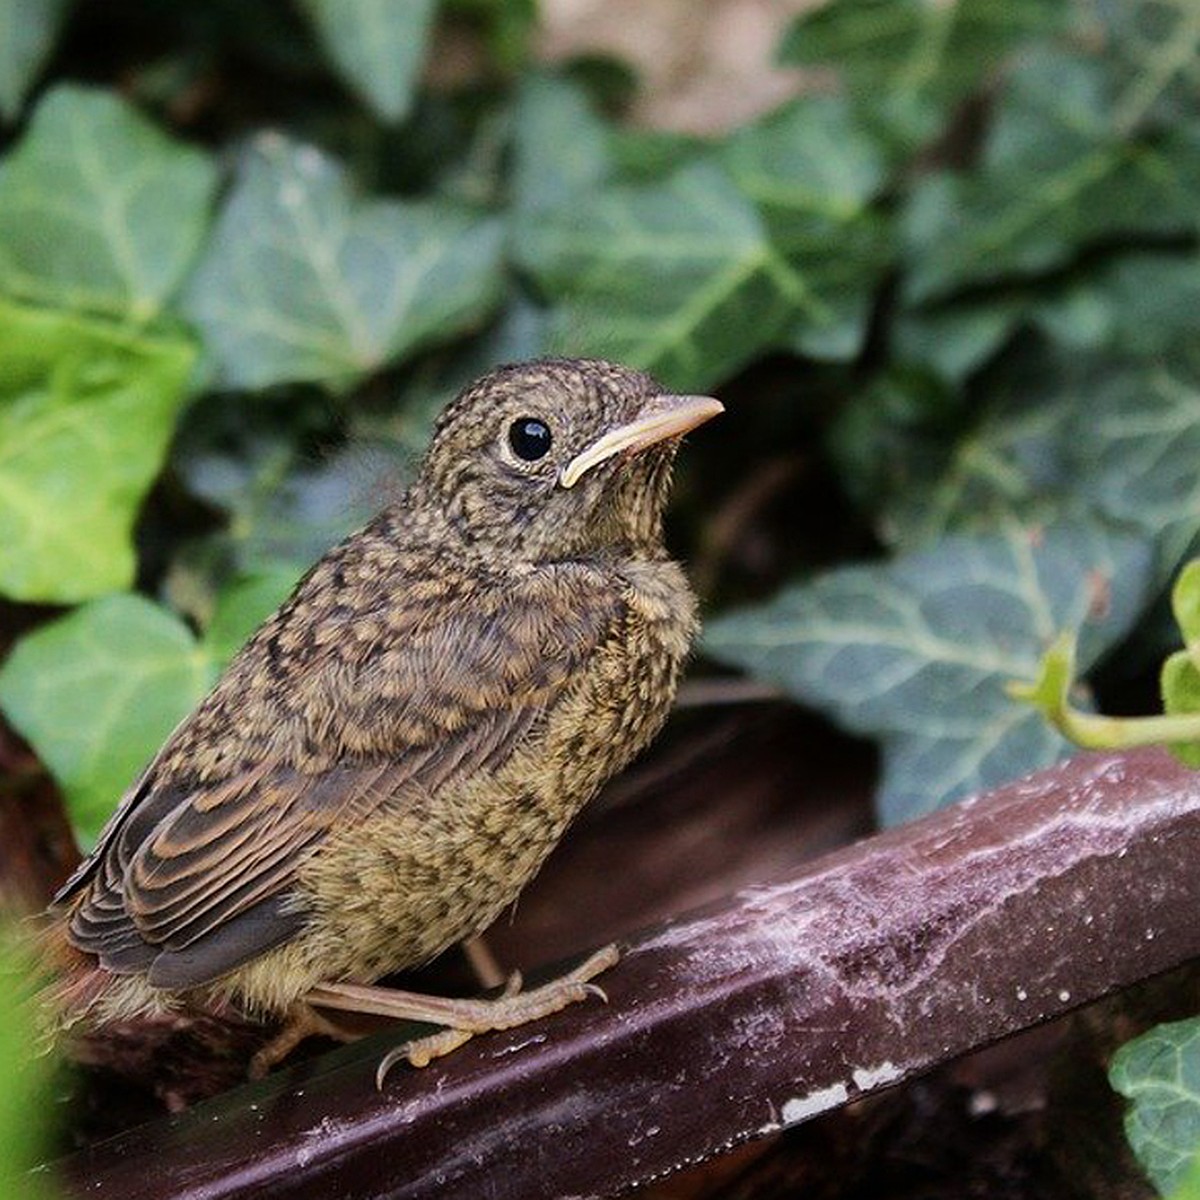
[45,357,722,1079]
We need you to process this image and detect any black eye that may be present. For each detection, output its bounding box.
[508,417,552,462]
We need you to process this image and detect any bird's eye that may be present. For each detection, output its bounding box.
[508,417,553,462]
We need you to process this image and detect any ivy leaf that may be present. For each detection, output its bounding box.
[848,340,1200,574]
[299,0,437,123]
[0,84,217,320]
[511,71,612,218]
[720,94,892,361]
[0,595,215,847]
[1048,253,1200,358]
[720,94,886,244]
[513,160,804,392]
[0,0,72,122]
[1171,1156,1200,1200]
[611,127,706,183]
[174,396,387,582]
[1068,343,1200,578]
[896,252,1200,387]
[1111,1018,1200,1196]
[0,298,196,603]
[184,134,504,390]
[704,519,1154,824]
[0,566,302,848]
[1101,0,1200,129]
[779,0,1062,148]
[903,51,1200,303]
[893,295,1029,384]
[829,351,1074,552]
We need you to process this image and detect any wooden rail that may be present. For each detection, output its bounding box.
[55,747,1200,1199]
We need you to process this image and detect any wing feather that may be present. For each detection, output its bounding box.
[60,563,623,990]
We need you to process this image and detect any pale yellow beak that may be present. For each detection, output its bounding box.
[559,394,724,489]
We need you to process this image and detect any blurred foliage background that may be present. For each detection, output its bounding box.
[0,0,1198,1189]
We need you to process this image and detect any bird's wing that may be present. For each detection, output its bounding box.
[61,565,624,989]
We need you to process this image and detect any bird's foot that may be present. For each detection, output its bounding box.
[304,943,620,1088]
[248,1001,361,1079]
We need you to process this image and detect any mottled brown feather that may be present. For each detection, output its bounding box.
[61,560,623,990]
[45,357,714,1030]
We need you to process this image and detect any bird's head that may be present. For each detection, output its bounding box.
[414,358,723,562]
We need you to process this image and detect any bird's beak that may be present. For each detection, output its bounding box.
[559,394,724,489]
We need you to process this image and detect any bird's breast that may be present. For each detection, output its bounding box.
[291,557,698,984]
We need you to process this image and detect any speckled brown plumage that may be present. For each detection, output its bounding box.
[47,358,721,1049]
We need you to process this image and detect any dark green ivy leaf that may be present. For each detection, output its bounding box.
[513,160,805,392]
[0,0,72,122]
[779,0,1064,148]
[299,0,438,123]
[704,518,1154,824]
[184,134,504,391]
[902,51,1200,303]
[0,84,218,320]
[1112,1018,1200,1196]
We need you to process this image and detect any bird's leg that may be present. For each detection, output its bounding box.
[305,943,620,1086]
[248,1001,361,1079]
[462,934,506,990]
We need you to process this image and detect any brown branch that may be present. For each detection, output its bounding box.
[54,747,1200,1199]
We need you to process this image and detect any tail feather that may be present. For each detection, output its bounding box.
[31,912,179,1041]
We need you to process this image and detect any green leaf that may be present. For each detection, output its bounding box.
[299,0,438,123]
[720,94,892,361]
[0,298,197,603]
[610,128,707,182]
[0,595,215,847]
[830,353,1073,552]
[0,84,218,321]
[1102,0,1200,132]
[174,388,389,582]
[894,294,1028,383]
[1161,651,1200,767]
[513,160,805,392]
[902,51,1200,303]
[897,252,1200,385]
[779,0,1063,148]
[1049,253,1200,357]
[1170,1154,1200,1200]
[720,95,887,244]
[1112,1018,1200,1195]
[0,934,55,1198]
[704,519,1154,824]
[853,339,1200,574]
[1068,343,1200,578]
[184,134,504,390]
[0,0,72,122]
[511,71,612,217]
[1174,560,1200,663]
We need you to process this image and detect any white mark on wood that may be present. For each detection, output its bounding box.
[780,1083,849,1127]
[851,1061,903,1091]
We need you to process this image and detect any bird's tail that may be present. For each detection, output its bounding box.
[31,912,182,1043]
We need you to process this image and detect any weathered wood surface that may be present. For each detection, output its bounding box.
[54,745,1200,1199]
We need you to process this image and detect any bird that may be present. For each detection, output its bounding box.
[44,356,723,1080]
